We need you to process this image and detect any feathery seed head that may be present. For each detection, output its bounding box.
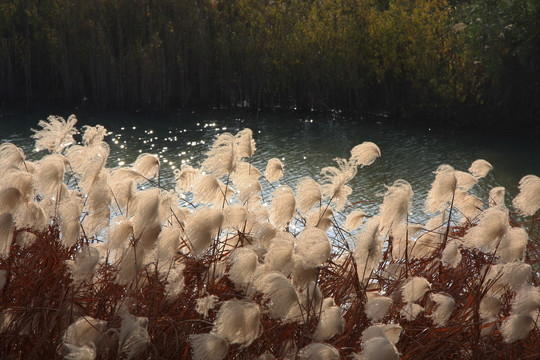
[270,186,296,227]
[196,295,219,318]
[0,213,14,259]
[500,314,535,343]
[344,209,366,231]
[189,333,229,360]
[118,312,150,359]
[424,164,457,213]
[62,316,106,348]
[320,158,356,211]
[174,164,200,193]
[469,159,493,179]
[402,277,431,303]
[489,186,505,207]
[213,299,261,347]
[297,177,322,213]
[512,175,540,216]
[265,158,284,183]
[429,293,455,327]
[365,296,393,322]
[228,248,259,289]
[202,132,238,177]
[133,153,160,179]
[185,207,223,256]
[236,128,256,159]
[295,227,331,268]
[32,115,78,153]
[298,343,340,360]
[379,179,413,235]
[350,141,381,167]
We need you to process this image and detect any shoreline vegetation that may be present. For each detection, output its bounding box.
[1,0,539,135]
[0,116,539,359]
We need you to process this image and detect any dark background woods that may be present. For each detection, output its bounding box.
[1,0,539,133]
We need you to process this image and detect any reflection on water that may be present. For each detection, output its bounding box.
[2,110,540,224]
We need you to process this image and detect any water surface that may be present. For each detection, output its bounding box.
[2,110,539,224]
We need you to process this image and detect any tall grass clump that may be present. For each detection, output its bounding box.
[0,115,539,359]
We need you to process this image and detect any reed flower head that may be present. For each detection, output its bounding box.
[236,128,256,159]
[402,277,431,303]
[365,295,393,322]
[512,175,540,216]
[424,165,457,213]
[379,179,413,235]
[213,299,261,347]
[349,141,381,167]
[265,158,284,182]
[32,115,78,153]
[489,186,505,207]
[228,248,259,289]
[174,164,200,193]
[202,132,238,177]
[270,186,296,228]
[500,314,535,343]
[189,333,229,360]
[118,312,150,359]
[254,271,299,319]
[0,143,26,169]
[295,227,331,269]
[429,293,455,327]
[185,207,223,256]
[469,159,493,179]
[353,216,382,283]
[62,316,106,348]
[0,213,14,259]
[320,158,356,211]
[298,343,340,360]
[313,298,344,341]
[344,209,366,231]
[297,177,322,213]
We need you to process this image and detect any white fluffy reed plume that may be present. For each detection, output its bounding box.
[511,286,540,315]
[270,186,296,227]
[0,187,23,214]
[59,195,84,247]
[488,186,505,207]
[0,143,26,169]
[263,232,294,272]
[33,154,67,198]
[165,263,186,301]
[118,312,150,360]
[295,227,331,268]
[297,177,322,213]
[193,174,223,204]
[1,168,33,199]
[429,293,455,327]
[349,141,381,167]
[264,158,284,183]
[344,209,366,231]
[213,299,261,347]
[379,179,413,235]
[320,158,356,211]
[455,170,478,191]
[306,206,334,231]
[32,115,78,153]
[184,207,224,256]
[401,277,431,303]
[0,213,14,259]
[68,246,100,284]
[202,132,238,177]
[365,295,393,322]
[298,342,340,360]
[174,164,200,193]
[196,295,219,318]
[63,343,96,360]
[355,325,400,360]
[313,298,345,341]
[254,271,299,319]
[400,302,424,321]
[500,314,535,343]
[462,206,508,252]
[424,165,457,213]
[62,316,106,348]
[468,159,493,179]
[16,202,48,233]
[236,128,256,159]
[353,216,382,283]
[441,239,462,268]
[512,174,540,216]
[189,333,229,360]
[133,153,160,179]
[454,189,483,220]
[228,248,259,289]
[497,226,528,262]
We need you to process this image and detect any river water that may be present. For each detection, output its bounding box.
[1,109,539,224]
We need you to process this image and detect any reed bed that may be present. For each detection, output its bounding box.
[0,115,539,359]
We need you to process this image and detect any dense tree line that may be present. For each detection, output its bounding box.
[0,0,538,130]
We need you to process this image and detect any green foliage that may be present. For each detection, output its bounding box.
[0,0,538,129]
